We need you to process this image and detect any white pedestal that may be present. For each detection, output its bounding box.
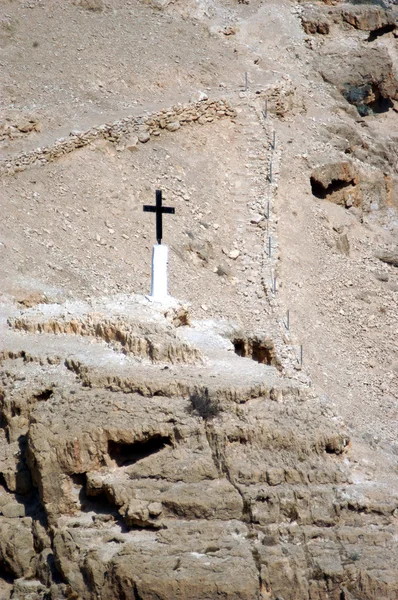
[149,244,169,301]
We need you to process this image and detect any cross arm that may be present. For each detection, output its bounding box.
[143,206,157,212]
[162,207,175,214]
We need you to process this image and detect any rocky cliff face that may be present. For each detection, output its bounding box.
[0,296,397,600]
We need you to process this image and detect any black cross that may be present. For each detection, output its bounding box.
[143,190,175,245]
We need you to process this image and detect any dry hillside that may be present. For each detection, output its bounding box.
[0,1,398,599]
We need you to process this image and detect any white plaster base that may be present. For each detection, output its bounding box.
[149,244,169,301]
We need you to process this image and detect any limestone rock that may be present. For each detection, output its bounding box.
[302,3,397,36]
[190,91,209,103]
[229,249,240,259]
[166,121,181,132]
[262,79,306,119]
[0,292,397,600]
[318,46,398,115]
[138,131,151,143]
[1,502,25,518]
[336,233,350,256]
[9,313,204,365]
[376,250,398,267]
[125,134,139,151]
[338,5,396,33]
[310,162,359,207]
[73,0,104,11]
[301,9,331,35]
[0,518,36,579]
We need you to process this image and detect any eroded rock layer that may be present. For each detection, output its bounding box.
[0,297,397,600]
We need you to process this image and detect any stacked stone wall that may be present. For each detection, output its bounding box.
[0,98,236,177]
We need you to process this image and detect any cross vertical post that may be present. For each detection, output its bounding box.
[143,190,176,301]
[156,189,162,245]
[143,189,175,245]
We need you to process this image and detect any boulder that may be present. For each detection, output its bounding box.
[125,135,139,151]
[166,121,181,132]
[138,131,150,143]
[376,250,398,267]
[0,518,36,578]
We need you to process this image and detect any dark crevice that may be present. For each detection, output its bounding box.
[0,562,15,585]
[251,545,263,599]
[367,24,395,42]
[234,338,273,364]
[310,177,355,200]
[71,473,128,531]
[33,388,54,401]
[325,444,341,455]
[16,489,44,521]
[342,83,393,116]
[14,434,33,495]
[43,550,64,586]
[233,340,245,358]
[108,436,172,468]
[0,472,8,490]
[204,422,252,523]
[133,582,144,600]
[128,522,161,532]
[368,95,393,114]
[72,473,116,515]
[233,336,281,369]
[345,502,391,516]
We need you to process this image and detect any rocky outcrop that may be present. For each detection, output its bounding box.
[310,161,394,213]
[376,249,398,267]
[302,9,331,35]
[310,161,359,206]
[303,3,398,115]
[1,297,397,599]
[9,314,203,365]
[318,46,398,115]
[301,3,397,37]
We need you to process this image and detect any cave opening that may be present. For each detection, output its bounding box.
[342,82,393,116]
[233,336,281,368]
[368,94,394,115]
[252,342,274,365]
[367,24,395,42]
[310,177,355,200]
[33,388,54,402]
[108,435,172,468]
[233,340,246,358]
